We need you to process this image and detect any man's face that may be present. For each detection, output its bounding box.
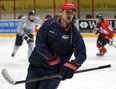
[61,9,75,23]
[96,18,102,23]
[29,15,35,21]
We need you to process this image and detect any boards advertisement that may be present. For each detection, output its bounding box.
[0,19,116,33]
[78,19,116,32]
[0,20,19,33]
[1,0,116,13]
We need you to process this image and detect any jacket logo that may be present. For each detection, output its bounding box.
[49,30,55,34]
[62,35,69,39]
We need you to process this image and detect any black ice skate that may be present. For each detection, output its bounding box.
[96,51,107,56]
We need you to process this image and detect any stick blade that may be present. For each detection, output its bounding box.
[1,68,16,85]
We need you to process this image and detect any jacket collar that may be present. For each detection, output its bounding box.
[57,16,72,31]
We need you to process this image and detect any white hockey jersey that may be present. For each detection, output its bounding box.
[17,16,43,36]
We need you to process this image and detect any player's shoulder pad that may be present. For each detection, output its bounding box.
[103,19,109,25]
[19,16,28,22]
[20,16,27,19]
[35,16,41,20]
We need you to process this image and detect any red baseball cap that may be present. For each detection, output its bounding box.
[61,2,76,11]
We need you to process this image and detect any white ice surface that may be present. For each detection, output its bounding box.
[0,37,116,89]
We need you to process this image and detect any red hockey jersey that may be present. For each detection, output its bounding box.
[97,19,114,39]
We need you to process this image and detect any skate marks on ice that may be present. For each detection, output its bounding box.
[0,37,116,89]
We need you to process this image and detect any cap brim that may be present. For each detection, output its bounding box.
[64,8,76,11]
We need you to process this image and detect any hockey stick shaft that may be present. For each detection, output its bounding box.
[15,74,61,84]
[28,42,33,51]
[2,64,111,85]
[75,64,111,73]
[15,64,111,84]
[26,39,33,51]
[112,44,116,48]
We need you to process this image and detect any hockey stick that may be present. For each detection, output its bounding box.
[26,39,33,51]
[2,64,111,85]
[109,39,116,48]
[28,42,33,51]
[111,44,116,48]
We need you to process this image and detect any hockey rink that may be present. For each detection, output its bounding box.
[0,37,116,89]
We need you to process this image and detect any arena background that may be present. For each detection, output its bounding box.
[0,0,116,37]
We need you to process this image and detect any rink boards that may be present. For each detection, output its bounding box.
[0,33,116,38]
[0,19,116,37]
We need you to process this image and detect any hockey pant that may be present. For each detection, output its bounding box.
[96,35,109,53]
[25,68,61,89]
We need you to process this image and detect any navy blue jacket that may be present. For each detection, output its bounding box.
[29,17,86,76]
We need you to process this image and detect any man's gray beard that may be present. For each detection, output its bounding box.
[67,17,71,22]
[67,15,74,23]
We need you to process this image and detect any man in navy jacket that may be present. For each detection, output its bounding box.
[26,2,86,89]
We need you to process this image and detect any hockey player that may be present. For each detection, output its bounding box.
[25,2,86,89]
[11,10,43,58]
[94,13,114,56]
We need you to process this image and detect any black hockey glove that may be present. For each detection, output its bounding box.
[47,54,60,66]
[60,60,79,80]
[22,34,30,43]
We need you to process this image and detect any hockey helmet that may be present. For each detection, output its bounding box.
[96,13,104,19]
[28,10,36,16]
